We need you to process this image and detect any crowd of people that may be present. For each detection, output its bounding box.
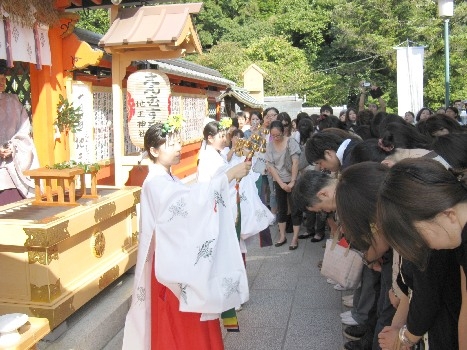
[288,90,467,350]
[122,82,467,349]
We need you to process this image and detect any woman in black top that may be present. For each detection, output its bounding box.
[377,158,467,349]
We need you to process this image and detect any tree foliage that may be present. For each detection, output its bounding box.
[189,0,467,111]
[76,0,467,112]
[75,9,110,35]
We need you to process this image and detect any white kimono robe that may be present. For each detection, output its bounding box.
[122,164,249,350]
[0,93,39,198]
[196,145,274,241]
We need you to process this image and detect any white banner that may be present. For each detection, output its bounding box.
[395,46,424,117]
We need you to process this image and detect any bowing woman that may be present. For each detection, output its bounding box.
[122,123,252,350]
[377,158,466,349]
[266,120,301,250]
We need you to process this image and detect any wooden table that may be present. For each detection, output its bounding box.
[23,167,99,206]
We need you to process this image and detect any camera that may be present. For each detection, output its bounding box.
[361,82,371,87]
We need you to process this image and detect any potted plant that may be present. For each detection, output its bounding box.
[54,94,83,136]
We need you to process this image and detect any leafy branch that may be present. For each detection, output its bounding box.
[46,160,100,173]
[55,94,83,134]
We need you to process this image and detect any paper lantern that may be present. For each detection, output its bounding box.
[126,70,171,148]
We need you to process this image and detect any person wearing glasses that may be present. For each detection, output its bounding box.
[266,120,301,250]
[262,107,279,131]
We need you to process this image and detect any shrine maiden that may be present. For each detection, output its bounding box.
[197,120,274,240]
[122,122,251,350]
[0,60,39,205]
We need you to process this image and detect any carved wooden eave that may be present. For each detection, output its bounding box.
[62,33,104,71]
[98,2,204,187]
[98,3,203,60]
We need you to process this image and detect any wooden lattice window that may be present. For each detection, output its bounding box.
[4,62,31,117]
[208,101,217,118]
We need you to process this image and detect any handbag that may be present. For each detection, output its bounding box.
[297,143,309,171]
[284,138,302,172]
[320,237,364,289]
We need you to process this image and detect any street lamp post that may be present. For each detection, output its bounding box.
[438,0,454,108]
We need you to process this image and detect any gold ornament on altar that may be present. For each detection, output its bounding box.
[91,231,106,258]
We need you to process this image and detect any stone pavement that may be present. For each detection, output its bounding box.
[106,224,350,350]
[221,224,349,350]
[38,223,352,350]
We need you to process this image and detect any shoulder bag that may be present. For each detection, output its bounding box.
[320,236,364,289]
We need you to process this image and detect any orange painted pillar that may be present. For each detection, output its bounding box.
[30,25,69,167]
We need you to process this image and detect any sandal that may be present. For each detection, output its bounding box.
[289,241,298,250]
[310,233,325,242]
[274,238,287,247]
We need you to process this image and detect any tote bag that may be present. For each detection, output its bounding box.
[320,238,364,289]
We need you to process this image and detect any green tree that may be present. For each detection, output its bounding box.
[75,0,467,111]
[188,37,312,97]
[75,9,110,35]
[220,19,275,47]
[273,0,330,62]
[189,42,250,84]
[245,36,312,96]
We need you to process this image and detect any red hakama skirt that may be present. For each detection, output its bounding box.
[151,264,224,350]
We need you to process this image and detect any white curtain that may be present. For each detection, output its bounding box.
[0,18,51,67]
[395,46,424,116]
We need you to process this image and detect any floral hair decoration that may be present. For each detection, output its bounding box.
[161,114,184,137]
[218,117,232,131]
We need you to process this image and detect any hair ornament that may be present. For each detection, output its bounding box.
[161,114,184,137]
[218,117,232,131]
[449,168,467,184]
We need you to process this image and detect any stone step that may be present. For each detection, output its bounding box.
[37,269,134,350]
[102,328,124,350]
